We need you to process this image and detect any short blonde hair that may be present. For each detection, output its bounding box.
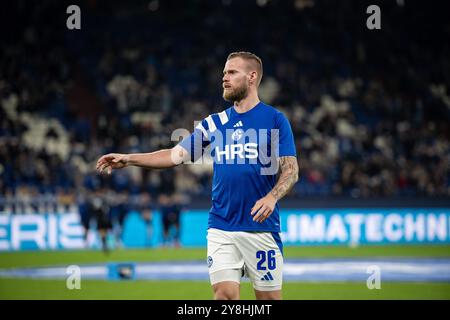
[227,51,263,87]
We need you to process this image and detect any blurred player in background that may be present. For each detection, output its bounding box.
[89,187,112,253]
[159,194,178,247]
[110,190,129,248]
[159,193,186,247]
[139,191,154,247]
[77,190,92,248]
[96,52,299,300]
[171,193,187,247]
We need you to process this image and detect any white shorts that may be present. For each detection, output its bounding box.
[207,228,283,291]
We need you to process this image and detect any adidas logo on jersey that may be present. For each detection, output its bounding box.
[260,272,274,281]
[233,121,243,128]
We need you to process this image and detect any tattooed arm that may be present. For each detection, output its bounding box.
[270,156,299,200]
[251,156,299,223]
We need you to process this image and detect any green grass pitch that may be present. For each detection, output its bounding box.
[0,245,449,300]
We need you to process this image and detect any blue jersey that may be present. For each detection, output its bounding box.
[178,102,296,232]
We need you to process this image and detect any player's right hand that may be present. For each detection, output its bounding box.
[96,153,130,175]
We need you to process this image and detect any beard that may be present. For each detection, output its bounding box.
[222,83,249,102]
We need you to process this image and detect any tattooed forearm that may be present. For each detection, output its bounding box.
[270,156,299,201]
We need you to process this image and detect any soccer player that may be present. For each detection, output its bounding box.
[159,193,182,247]
[89,187,112,253]
[96,52,299,300]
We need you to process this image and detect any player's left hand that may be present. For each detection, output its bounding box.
[251,193,277,223]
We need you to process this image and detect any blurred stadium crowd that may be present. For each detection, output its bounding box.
[0,0,449,215]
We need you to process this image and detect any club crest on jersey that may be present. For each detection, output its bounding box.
[231,129,244,141]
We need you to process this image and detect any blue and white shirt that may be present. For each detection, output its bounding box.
[178,101,296,232]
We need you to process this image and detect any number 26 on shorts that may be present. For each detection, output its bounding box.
[256,250,276,270]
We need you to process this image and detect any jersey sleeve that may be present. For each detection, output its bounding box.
[178,118,211,162]
[275,111,297,157]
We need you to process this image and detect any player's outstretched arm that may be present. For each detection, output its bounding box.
[96,145,189,175]
[251,156,299,223]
